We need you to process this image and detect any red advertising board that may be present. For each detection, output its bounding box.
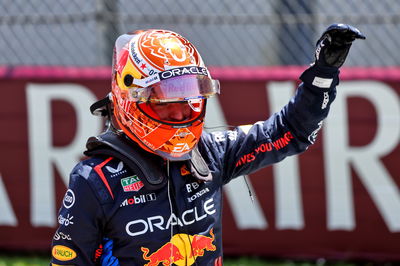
[0,66,399,261]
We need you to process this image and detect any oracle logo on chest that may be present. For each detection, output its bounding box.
[125,198,216,237]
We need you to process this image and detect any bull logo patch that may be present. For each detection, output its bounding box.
[141,228,216,266]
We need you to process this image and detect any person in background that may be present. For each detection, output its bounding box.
[51,24,365,265]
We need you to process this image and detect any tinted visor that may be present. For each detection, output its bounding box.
[130,75,220,103]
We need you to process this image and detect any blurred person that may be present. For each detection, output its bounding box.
[50,25,365,265]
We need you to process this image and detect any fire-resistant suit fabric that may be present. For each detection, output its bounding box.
[50,65,339,265]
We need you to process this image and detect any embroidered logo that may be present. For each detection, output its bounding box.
[140,228,216,265]
[308,121,323,144]
[120,193,157,207]
[106,162,123,173]
[235,131,295,167]
[58,213,74,227]
[121,175,144,192]
[106,162,127,178]
[62,189,75,209]
[52,245,77,261]
[180,165,191,176]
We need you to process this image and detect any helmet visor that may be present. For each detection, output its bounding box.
[128,65,220,103]
[131,74,219,103]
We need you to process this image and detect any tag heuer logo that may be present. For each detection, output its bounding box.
[121,176,144,192]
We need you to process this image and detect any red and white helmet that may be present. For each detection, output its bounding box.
[111,29,220,160]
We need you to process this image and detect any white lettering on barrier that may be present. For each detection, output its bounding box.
[324,81,400,232]
[205,97,268,229]
[27,83,101,227]
[0,173,18,226]
[21,80,400,232]
[267,81,305,230]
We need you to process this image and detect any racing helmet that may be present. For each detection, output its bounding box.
[111,29,220,160]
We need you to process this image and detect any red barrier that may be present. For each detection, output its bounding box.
[0,66,399,261]
[2,65,400,80]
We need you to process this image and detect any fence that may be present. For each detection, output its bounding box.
[1,0,399,66]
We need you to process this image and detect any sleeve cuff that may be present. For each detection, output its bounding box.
[300,64,340,90]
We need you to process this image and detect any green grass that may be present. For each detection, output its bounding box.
[224,257,358,266]
[0,255,391,266]
[0,256,49,266]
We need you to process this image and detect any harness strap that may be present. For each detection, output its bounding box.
[187,147,212,181]
[85,130,167,191]
[85,129,212,191]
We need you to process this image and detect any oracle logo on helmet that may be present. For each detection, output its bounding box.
[160,66,209,80]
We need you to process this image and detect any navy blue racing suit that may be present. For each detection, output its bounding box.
[50,65,339,265]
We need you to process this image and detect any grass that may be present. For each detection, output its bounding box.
[0,255,394,266]
[0,256,48,266]
[224,257,359,266]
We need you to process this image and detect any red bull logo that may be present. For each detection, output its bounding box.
[141,228,216,266]
[190,229,216,257]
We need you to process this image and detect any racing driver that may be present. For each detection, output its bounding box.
[51,25,365,265]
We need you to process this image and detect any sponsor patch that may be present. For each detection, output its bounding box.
[58,213,74,227]
[160,66,209,80]
[187,188,210,202]
[227,130,238,141]
[120,193,157,207]
[185,182,199,193]
[54,231,72,241]
[312,76,333,88]
[180,165,191,176]
[235,131,294,167]
[106,161,127,177]
[321,91,329,109]
[106,162,123,173]
[125,198,216,237]
[52,245,77,261]
[211,131,226,142]
[121,175,144,192]
[63,189,75,209]
[141,228,216,265]
[308,121,323,144]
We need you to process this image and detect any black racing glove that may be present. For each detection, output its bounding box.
[314,23,366,68]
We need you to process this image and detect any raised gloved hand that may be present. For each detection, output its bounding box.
[314,23,366,68]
